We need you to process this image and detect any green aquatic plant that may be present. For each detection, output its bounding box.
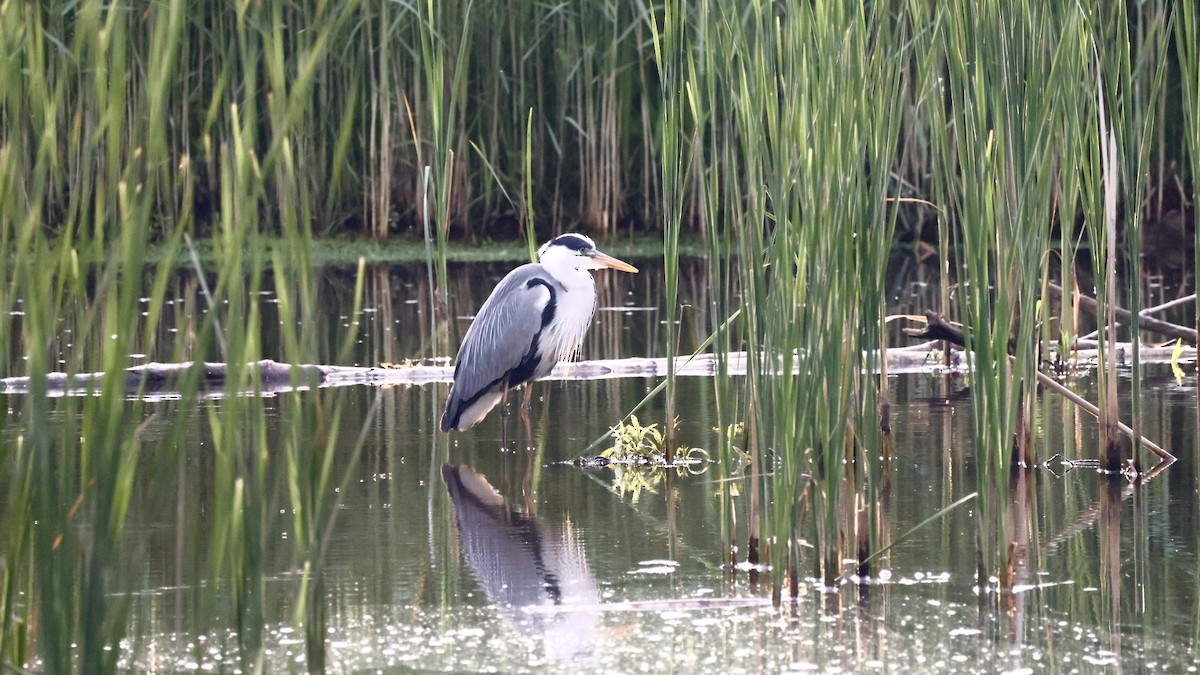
[597,416,711,503]
[601,415,711,466]
[604,415,667,461]
[1170,339,1187,386]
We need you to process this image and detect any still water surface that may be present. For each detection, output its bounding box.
[13,257,1200,671]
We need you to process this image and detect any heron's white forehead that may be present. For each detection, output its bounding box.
[538,233,594,258]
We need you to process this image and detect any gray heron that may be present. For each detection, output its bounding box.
[440,233,639,432]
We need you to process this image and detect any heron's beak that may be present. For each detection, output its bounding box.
[589,250,639,273]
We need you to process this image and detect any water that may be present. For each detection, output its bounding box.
[7,257,1200,672]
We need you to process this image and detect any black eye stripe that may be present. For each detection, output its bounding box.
[551,234,593,252]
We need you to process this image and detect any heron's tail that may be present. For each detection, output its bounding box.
[441,387,503,432]
[439,396,459,432]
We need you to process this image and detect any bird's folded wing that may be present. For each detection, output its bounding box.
[452,265,554,397]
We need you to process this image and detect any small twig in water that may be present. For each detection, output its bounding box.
[858,492,978,567]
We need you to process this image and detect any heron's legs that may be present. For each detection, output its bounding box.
[522,413,536,512]
[498,382,533,451]
[499,379,512,450]
[519,397,534,449]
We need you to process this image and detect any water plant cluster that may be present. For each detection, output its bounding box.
[1,0,1198,669]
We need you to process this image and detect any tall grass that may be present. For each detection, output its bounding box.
[924,1,1083,586]
[662,0,904,590]
[646,0,690,457]
[0,1,370,670]
[652,0,1183,598]
[684,0,744,568]
[6,2,1189,242]
[1181,0,1200,391]
[1081,0,1172,468]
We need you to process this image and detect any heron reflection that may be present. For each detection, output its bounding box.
[441,464,601,660]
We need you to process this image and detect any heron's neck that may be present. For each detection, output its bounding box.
[543,259,596,293]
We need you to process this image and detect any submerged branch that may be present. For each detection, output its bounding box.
[1034,368,1175,463]
[902,311,1178,464]
[1041,456,1173,557]
[858,492,978,568]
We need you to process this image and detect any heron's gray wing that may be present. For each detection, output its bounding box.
[450,264,553,401]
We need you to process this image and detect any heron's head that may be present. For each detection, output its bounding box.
[537,233,639,274]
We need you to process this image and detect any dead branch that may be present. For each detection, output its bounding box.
[1048,283,1196,345]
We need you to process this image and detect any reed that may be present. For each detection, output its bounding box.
[0,0,367,669]
[669,0,1181,596]
[654,0,906,591]
[646,0,691,458]
[685,0,744,567]
[2,1,1190,246]
[1181,0,1200,378]
[1084,0,1172,468]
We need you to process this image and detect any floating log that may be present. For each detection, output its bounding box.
[1,360,333,398]
[2,335,1193,400]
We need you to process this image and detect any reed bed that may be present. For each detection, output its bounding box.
[693,0,903,588]
[653,0,1187,599]
[919,0,1086,586]
[0,0,373,669]
[0,0,1196,667]
[2,2,1190,241]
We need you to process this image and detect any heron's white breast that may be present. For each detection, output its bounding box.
[540,274,596,365]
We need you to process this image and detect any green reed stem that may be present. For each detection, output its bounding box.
[1179,0,1200,379]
